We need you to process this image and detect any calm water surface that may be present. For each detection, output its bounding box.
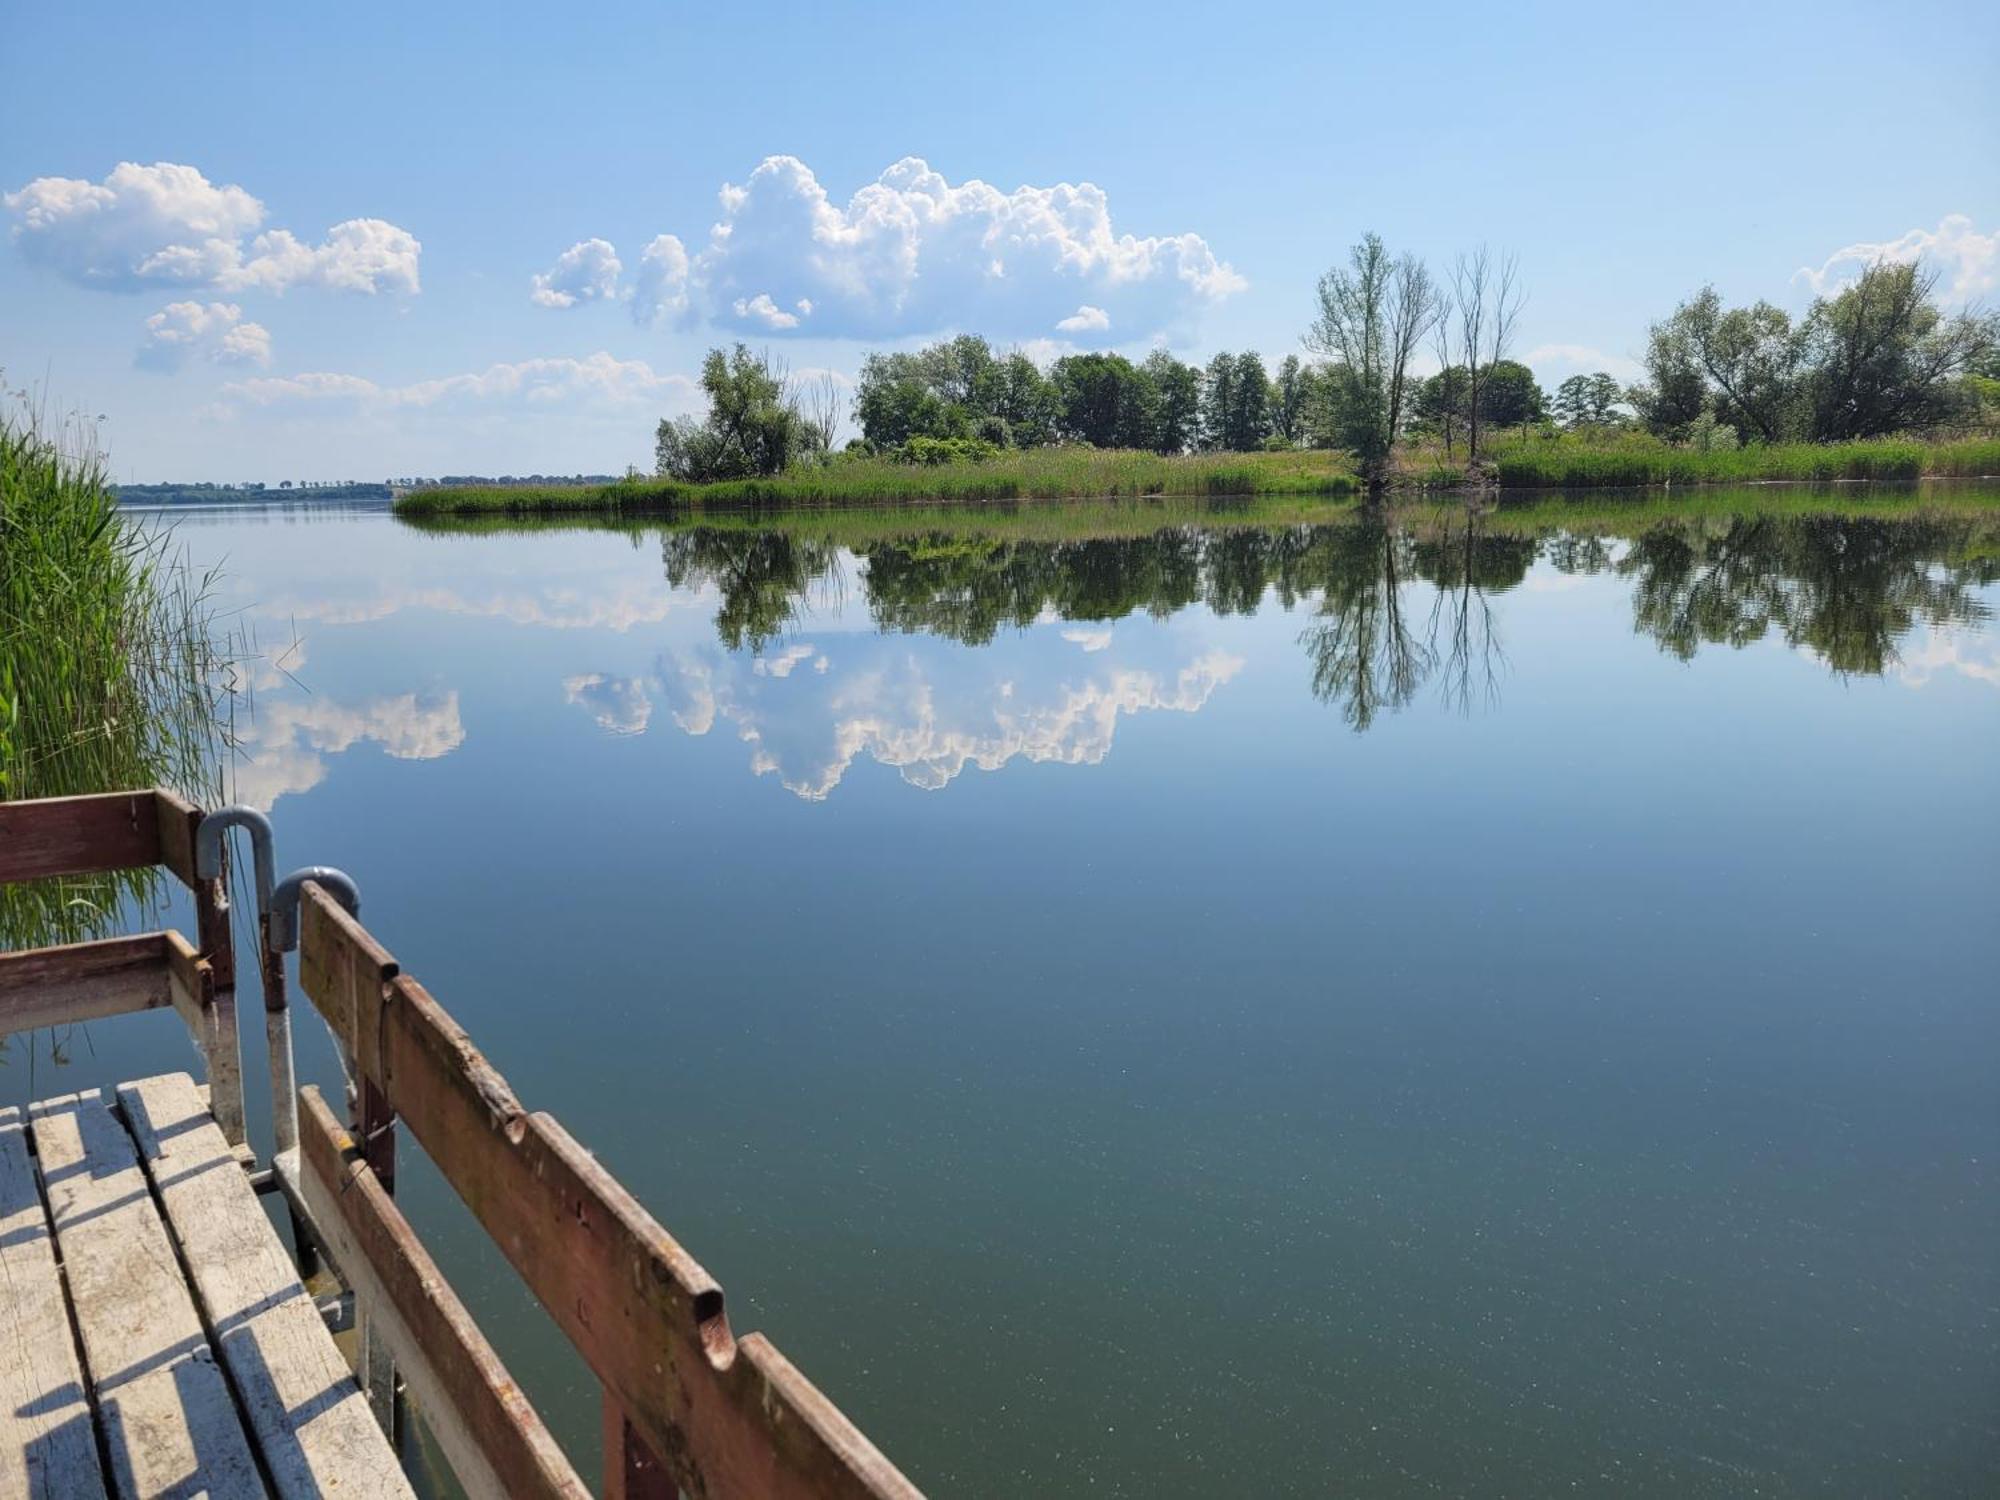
[56,494,2000,1494]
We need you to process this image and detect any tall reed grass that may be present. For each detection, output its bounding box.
[1,396,231,949]
[1488,435,2000,488]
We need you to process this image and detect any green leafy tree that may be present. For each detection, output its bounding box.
[655,344,805,481]
[1269,355,1307,444]
[1229,351,1272,449]
[1414,367,1471,451]
[1552,372,1628,428]
[1799,262,1995,439]
[1479,359,1546,431]
[1305,233,1442,481]
[991,352,1059,447]
[1051,352,1149,447]
[1143,350,1202,453]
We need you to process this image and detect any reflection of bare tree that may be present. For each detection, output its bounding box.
[1296,521,1432,731]
[1413,509,1531,716]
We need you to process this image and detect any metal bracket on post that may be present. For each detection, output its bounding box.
[268,867,361,955]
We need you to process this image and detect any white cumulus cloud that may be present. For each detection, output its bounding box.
[530,237,622,307]
[732,292,802,329]
[533,154,1244,340]
[4,160,420,295]
[631,234,690,326]
[137,300,272,372]
[1794,214,1998,302]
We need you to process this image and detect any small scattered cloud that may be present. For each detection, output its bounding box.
[5,161,420,295]
[1056,304,1110,333]
[137,300,272,372]
[732,292,802,329]
[530,237,622,307]
[1061,627,1113,652]
[563,673,654,734]
[531,154,1243,341]
[1794,214,1998,302]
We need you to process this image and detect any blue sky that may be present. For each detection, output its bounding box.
[3,0,1994,483]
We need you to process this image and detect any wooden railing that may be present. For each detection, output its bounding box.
[0,790,922,1499]
[0,790,243,1145]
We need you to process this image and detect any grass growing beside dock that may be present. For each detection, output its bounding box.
[392,447,1362,518]
[1,401,227,948]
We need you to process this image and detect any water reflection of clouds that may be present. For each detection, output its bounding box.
[568,629,1243,800]
[1894,626,2000,692]
[267,577,708,634]
[230,690,466,810]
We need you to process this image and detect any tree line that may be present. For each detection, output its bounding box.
[654,238,1996,486]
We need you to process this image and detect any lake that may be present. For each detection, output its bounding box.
[50,490,2000,1495]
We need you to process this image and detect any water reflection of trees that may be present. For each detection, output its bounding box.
[660,531,843,652]
[1549,514,1994,676]
[658,510,1994,725]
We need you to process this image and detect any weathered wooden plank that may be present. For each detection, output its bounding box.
[0,791,161,884]
[286,1087,589,1500]
[294,884,920,1498]
[298,881,398,1092]
[0,1107,107,1499]
[0,933,170,1036]
[30,1085,265,1500]
[603,1396,678,1500]
[150,790,203,890]
[118,1074,410,1499]
[159,931,246,1151]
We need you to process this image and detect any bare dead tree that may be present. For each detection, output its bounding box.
[1386,256,1443,457]
[1430,289,1458,459]
[1454,248,1526,463]
[798,370,842,458]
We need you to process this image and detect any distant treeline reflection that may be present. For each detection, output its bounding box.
[656,509,1994,728]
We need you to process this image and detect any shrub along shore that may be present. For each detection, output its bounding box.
[392,437,2000,518]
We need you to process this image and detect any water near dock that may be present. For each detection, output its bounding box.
[62,492,2000,1496]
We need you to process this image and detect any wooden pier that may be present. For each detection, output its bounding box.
[0,789,922,1499]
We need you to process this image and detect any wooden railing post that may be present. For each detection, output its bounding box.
[602,1395,677,1500]
[354,1073,401,1442]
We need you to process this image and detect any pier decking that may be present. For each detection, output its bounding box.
[0,790,921,1498]
[1,1075,408,1498]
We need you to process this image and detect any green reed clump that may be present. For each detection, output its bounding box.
[1489,434,1997,488]
[1,398,229,949]
[394,447,1359,517]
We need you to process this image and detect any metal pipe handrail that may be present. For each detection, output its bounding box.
[269,866,361,954]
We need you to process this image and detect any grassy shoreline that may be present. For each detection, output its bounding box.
[394,437,2000,518]
[394,447,1359,518]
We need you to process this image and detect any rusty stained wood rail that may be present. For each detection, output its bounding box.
[291,882,922,1500]
[0,790,923,1498]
